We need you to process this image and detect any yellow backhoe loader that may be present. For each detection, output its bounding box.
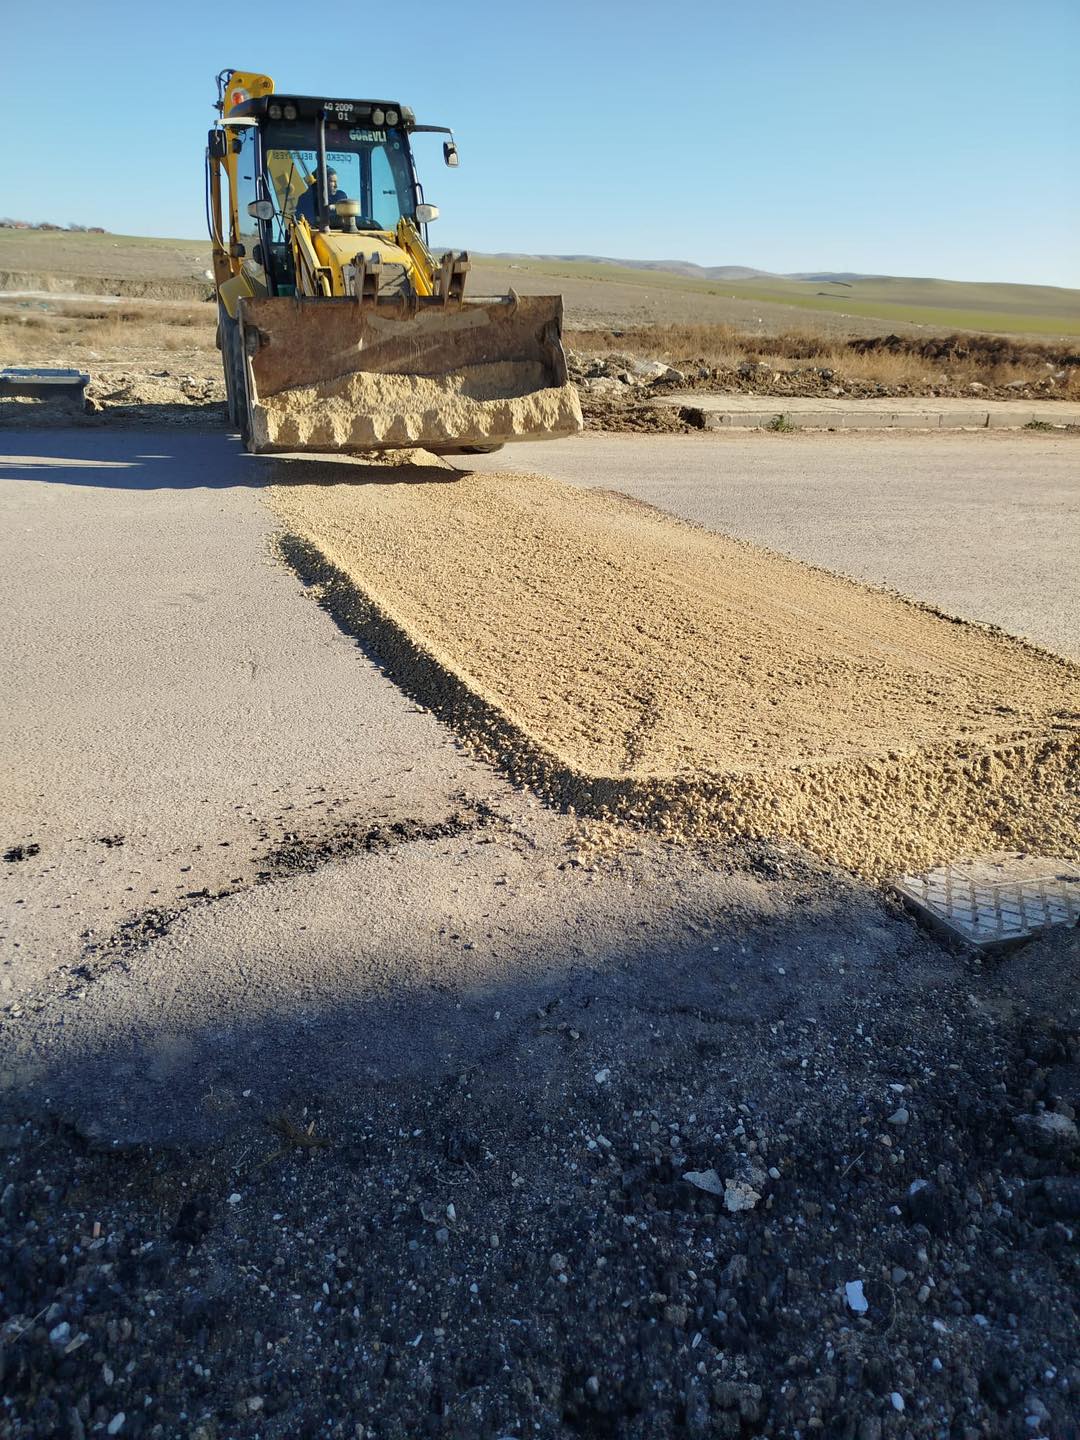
[207,69,582,454]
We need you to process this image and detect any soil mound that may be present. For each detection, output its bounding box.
[849,330,1080,369]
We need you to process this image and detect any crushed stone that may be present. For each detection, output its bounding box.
[3,921,1078,1439]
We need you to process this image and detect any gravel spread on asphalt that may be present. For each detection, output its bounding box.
[269,464,1079,875]
[251,363,583,450]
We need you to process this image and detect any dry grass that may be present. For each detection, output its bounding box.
[568,323,1080,398]
[0,299,217,367]
[4,296,1077,402]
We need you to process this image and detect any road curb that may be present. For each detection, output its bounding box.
[667,402,1080,432]
[690,408,1079,431]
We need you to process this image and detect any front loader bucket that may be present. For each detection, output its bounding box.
[237,294,582,454]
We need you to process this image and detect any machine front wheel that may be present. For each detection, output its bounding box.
[218,305,250,444]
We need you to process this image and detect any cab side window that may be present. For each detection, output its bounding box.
[234,128,259,251]
[371,145,407,230]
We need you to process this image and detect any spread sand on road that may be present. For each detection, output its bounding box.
[269,463,1078,875]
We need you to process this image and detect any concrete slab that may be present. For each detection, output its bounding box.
[656,392,1080,430]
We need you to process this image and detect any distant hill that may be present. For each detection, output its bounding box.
[3,230,1076,338]
[486,253,779,281]
[787,272,876,285]
[466,252,1080,338]
[0,219,107,234]
[482,253,892,284]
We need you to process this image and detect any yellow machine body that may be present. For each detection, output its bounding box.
[206,69,581,453]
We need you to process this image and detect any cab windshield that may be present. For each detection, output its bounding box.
[263,120,416,234]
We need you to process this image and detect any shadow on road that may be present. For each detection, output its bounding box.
[0,428,475,491]
[0,426,258,489]
[3,854,927,1148]
[3,876,1077,1438]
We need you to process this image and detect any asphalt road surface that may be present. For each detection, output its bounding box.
[0,431,514,996]
[1,424,1076,1142]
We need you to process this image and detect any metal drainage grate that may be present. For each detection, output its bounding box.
[893,853,1080,952]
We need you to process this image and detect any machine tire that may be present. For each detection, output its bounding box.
[219,306,251,445]
[217,303,237,425]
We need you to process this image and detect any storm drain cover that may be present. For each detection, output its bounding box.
[894,853,1080,951]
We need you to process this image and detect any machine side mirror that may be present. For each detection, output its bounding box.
[443,140,459,167]
[415,203,440,224]
[247,199,275,221]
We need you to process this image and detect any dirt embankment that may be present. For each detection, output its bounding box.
[4,270,1077,437]
[567,327,1080,433]
[0,270,213,302]
[0,293,225,426]
[269,466,1079,878]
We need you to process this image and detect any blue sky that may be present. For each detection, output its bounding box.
[5,0,1078,286]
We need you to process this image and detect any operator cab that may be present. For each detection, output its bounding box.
[217,93,454,296]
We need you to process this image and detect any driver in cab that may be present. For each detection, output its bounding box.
[295,168,348,225]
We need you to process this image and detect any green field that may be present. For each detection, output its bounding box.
[2,229,1078,338]
[713,276,1080,337]
[474,255,1080,338]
